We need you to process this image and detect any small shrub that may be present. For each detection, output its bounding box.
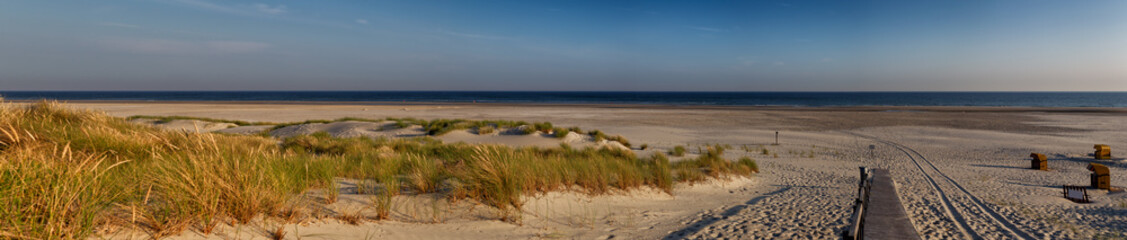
[477,126,495,135]
[520,125,538,135]
[326,182,340,204]
[567,127,584,135]
[738,157,759,173]
[269,226,287,240]
[553,127,570,138]
[588,130,607,142]
[761,149,769,155]
[639,144,649,150]
[671,146,686,157]
[533,122,553,133]
[648,153,674,193]
[375,176,400,220]
[424,119,472,136]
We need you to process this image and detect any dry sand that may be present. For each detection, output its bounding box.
[67,101,1127,239]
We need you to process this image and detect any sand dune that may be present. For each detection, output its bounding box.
[130,119,237,133]
[133,119,634,150]
[84,102,1127,239]
[270,121,414,138]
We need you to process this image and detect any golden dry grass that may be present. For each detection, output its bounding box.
[0,101,756,239]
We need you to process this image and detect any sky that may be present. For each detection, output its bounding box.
[1,0,1125,91]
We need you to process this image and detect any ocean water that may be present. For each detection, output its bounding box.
[1,91,1126,107]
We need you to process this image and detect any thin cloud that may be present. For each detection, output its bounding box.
[167,0,240,14]
[253,3,287,14]
[205,41,271,53]
[97,22,141,29]
[355,19,369,25]
[166,0,287,16]
[737,56,759,67]
[689,26,727,32]
[97,38,271,55]
[620,8,659,15]
[442,31,513,41]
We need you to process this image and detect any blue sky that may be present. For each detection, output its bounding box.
[1,0,1125,91]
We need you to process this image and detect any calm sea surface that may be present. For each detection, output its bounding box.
[2,91,1126,107]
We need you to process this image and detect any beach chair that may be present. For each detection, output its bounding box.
[1088,163,1111,189]
[1062,185,1090,203]
[1029,153,1047,170]
[1094,144,1111,160]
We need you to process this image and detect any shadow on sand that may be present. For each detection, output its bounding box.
[970,164,1028,170]
[661,186,793,240]
[1049,154,1127,169]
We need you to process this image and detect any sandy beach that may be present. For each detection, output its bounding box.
[40,101,1124,239]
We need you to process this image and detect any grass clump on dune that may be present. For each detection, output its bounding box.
[532,122,553,133]
[588,130,608,142]
[385,117,426,129]
[670,145,687,157]
[605,135,631,147]
[476,126,496,135]
[552,127,570,138]
[281,133,689,221]
[672,145,758,183]
[0,101,759,238]
[269,117,389,130]
[423,119,474,136]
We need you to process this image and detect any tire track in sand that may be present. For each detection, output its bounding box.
[850,132,1034,240]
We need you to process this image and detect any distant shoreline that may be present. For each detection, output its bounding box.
[14,99,1127,114]
[5,91,1127,108]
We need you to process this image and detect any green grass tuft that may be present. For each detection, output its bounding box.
[670,145,686,157]
[588,130,607,142]
[606,135,631,147]
[552,127,570,138]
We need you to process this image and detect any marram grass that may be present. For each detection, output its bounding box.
[0,101,756,239]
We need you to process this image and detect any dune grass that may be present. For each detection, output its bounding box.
[552,127,570,138]
[476,126,496,135]
[588,130,608,142]
[606,135,631,147]
[3,102,335,239]
[671,145,687,157]
[1,101,757,239]
[672,145,758,183]
[146,114,633,145]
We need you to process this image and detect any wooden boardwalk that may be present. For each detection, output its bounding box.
[862,169,921,240]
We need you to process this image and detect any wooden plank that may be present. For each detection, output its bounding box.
[862,169,922,240]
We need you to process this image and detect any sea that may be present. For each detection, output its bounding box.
[1,91,1126,107]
